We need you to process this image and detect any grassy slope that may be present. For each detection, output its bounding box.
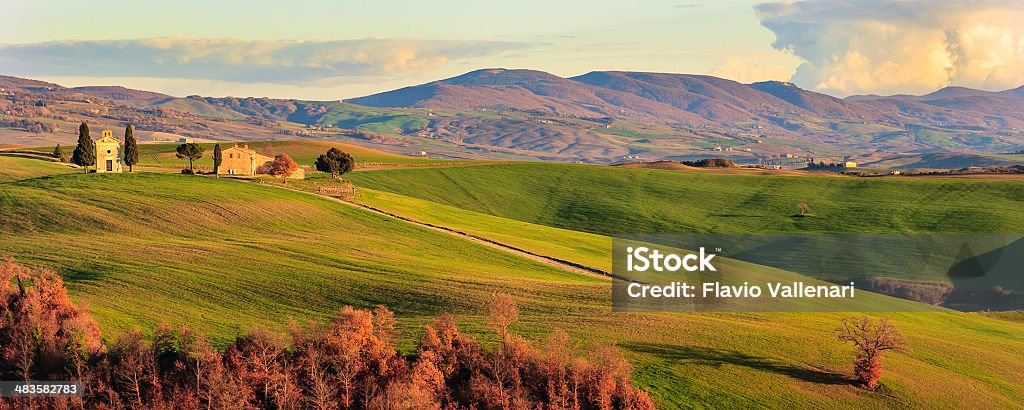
[0,172,599,340]
[342,162,1024,405]
[0,156,77,182]
[309,102,430,135]
[348,164,1024,286]
[356,188,612,272]
[147,98,247,120]
[347,162,1024,235]
[2,163,1023,407]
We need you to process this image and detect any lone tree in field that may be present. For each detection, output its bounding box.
[268,153,298,183]
[212,143,223,176]
[71,122,96,172]
[837,316,908,389]
[314,148,355,179]
[175,143,204,173]
[52,144,68,162]
[123,124,139,172]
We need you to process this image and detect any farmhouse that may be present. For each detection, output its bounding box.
[217,143,305,179]
[95,130,123,173]
[218,143,272,176]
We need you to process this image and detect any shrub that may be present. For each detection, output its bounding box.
[681,158,736,168]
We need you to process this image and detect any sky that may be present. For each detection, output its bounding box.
[1,0,1022,100]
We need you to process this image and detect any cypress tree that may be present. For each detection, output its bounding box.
[71,122,95,172]
[123,124,139,172]
[212,143,223,177]
[52,144,67,162]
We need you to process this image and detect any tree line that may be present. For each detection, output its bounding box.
[0,259,655,409]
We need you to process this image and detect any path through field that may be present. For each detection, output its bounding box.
[267,183,613,280]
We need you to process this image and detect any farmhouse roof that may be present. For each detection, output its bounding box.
[224,143,273,162]
[225,143,257,154]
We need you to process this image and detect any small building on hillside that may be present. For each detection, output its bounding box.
[218,143,273,176]
[844,161,858,168]
[95,130,123,173]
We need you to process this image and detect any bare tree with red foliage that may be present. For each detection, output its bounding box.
[0,258,103,381]
[268,153,299,184]
[837,315,910,390]
[0,259,655,409]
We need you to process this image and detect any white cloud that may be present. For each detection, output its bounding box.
[755,0,1024,96]
[0,38,532,85]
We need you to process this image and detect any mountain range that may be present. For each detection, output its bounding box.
[351,68,1024,131]
[2,69,1024,163]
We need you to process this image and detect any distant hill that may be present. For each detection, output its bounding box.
[1000,85,1024,99]
[857,153,1024,169]
[849,85,1024,102]
[348,69,709,124]
[3,70,1024,164]
[69,86,171,101]
[349,69,1024,154]
[0,77,172,101]
[0,75,66,92]
[353,69,822,123]
[749,80,879,120]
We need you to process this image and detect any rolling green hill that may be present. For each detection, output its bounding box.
[0,171,599,340]
[355,188,612,272]
[0,156,77,182]
[348,163,1024,288]
[2,160,1024,407]
[310,101,432,135]
[347,162,1024,235]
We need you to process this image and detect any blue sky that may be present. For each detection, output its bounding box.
[2,0,1023,99]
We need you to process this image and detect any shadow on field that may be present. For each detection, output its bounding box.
[623,342,852,386]
[62,267,104,285]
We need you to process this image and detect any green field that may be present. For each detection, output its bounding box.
[2,156,1024,407]
[0,169,600,340]
[309,101,431,135]
[348,163,1024,286]
[356,188,612,272]
[0,156,77,182]
[347,162,1024,235]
